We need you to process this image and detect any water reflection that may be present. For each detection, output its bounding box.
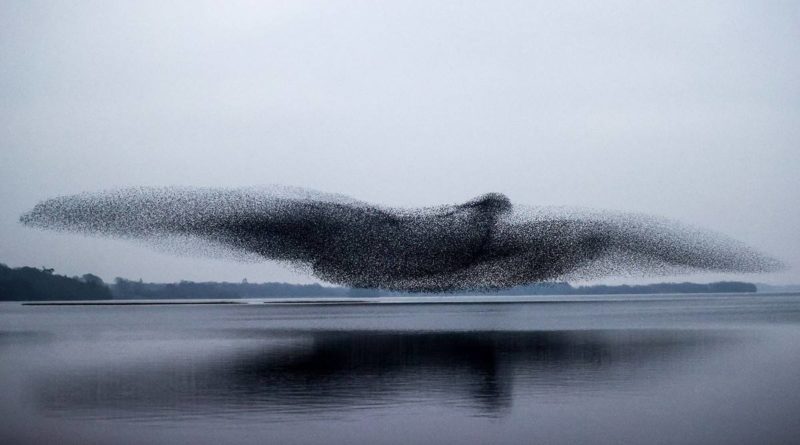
[34,329,734,421]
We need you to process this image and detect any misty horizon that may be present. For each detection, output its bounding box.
[1,1,798,286]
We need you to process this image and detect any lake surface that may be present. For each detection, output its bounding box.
[2,293,800,445]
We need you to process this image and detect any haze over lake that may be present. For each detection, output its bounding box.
[2,293,800,445]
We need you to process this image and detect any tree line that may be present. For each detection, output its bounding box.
[0,262,757,301]
[0,263,111,301]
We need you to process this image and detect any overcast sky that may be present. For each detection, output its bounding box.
[1,0,798,285]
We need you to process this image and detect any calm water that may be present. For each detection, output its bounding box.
[2,294,800,445]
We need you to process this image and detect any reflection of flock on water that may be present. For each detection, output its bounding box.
[35,329,733,420]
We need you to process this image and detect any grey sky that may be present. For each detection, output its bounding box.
[1,0,798,285]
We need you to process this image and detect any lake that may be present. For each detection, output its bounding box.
[1,293,800,445]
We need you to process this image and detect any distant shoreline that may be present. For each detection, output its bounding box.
[19,292,800,307]
[6,262,794,303]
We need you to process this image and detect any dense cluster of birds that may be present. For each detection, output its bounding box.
[20,186,782,292]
